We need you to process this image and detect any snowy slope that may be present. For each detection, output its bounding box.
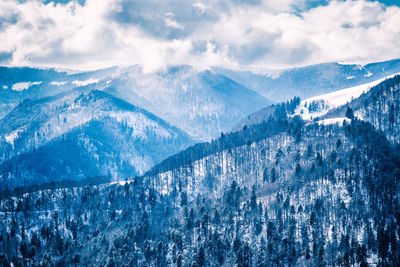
[217,58,400,102]
[103,66,272,141]
[2,59,400,140]
[0,90,193,190]
[0,66,272,141]
[296,73,400,121]
[0,66,118,120]
[323,75,400,142]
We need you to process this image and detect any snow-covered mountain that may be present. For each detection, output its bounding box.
[0,90,192,190]
[0,65,272,141]
[1,59,399,189]
[2,86,398,265]
[102,66,273,141]
[235,72,400,134]
[1,63,400,266]
[0,65,273,189]
[297,73,400,121]
[144,75,400,201]
[217,58,400,102]
[322,75,400,143]
[0,66,118,119]
[3,58,400,142]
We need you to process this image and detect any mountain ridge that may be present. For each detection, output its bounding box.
[0,89,193,190]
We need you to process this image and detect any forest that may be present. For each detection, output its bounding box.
[0,77,400,266]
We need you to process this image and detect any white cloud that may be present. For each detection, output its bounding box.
[192,2,207,14]
[0,0,398,72]
[165,15,184,30]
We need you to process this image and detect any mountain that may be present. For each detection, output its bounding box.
[0,64,272,188]
[288,73,400,143]
[1,74,399,266]
[296,73,399,119]
[1,63,400,266]
[0,66,118,119]
[236,73,400,139]
[232,96,301,131]
[0,65,272,141]
[217,58,400,102]
[102,66,272,141]
[0,90,192,190]
[323,74,400,143]
[1,115,398,266]
[2,59,399,141]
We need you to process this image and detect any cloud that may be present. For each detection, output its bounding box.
[0,0,399,72]
[0,52,13,63]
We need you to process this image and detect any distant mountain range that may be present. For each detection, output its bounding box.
[1,58,400,189]
[2,58,400,137]
[217,58,400,102]
[101,66,272,140]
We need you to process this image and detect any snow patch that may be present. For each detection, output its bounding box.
[109,180,133,186]
[12,81,42,91]
[356,64,363,70]
[364,71,373,77]
[50,81,67,86]
[72,79,99,87]
[317,117,350,126]
[4,128,24,147]
[54,67,83,75]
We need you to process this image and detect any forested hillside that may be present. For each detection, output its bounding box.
[325,75,400,143]
[2,0,400,265]
[1,113,399,266]
[0,90,192,190]
[0,71,400,267]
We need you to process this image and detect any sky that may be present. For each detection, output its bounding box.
[0,0,399,73]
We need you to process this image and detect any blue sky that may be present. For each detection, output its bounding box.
[0,0,399,72]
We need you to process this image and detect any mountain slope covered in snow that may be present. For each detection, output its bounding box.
[0,65,273,141]
[0,90,192,190]
[235,73,400,140]
[297,73,400,121]
[217,58,400,102]
[102,66,273,140]
[323,75,400,143]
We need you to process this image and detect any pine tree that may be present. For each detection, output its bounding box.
[262,167,268,183]
[270,167,277,183]
[250,186,257,211]
[198,246,205,267]
[346,107,354,119]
